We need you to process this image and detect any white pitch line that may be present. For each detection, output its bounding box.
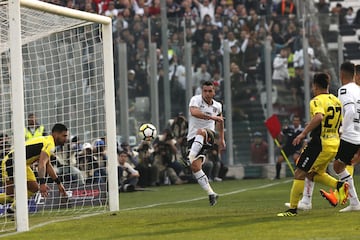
[0,179,292,238]
[120,179,292,211]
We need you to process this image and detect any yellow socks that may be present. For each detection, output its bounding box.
[289,179,304,209]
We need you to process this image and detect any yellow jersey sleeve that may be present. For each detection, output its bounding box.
[42,136,56,157]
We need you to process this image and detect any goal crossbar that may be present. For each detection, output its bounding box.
[20,0,111,24]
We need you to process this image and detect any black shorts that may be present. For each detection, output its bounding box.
[187,128,215,157]
[335,139,360,165]
[296,140,321,172]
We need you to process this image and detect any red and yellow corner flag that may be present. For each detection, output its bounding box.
[264,114,281,138]
[264,114,295,175]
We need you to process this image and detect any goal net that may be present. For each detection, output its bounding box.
[0,0,117,233]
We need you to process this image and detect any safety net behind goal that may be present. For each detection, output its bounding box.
[0,0,115,232]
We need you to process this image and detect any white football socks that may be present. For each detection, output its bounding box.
[301,177,315,205]
[193,170,214,195]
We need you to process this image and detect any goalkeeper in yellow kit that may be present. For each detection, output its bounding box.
[277,73,349,217]
[0,123,68,215]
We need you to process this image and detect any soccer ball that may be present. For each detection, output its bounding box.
[138,123,157,141]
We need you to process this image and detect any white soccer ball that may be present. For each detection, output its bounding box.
[138,123,157,141]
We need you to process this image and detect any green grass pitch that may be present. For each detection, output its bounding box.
[1,176,360,240]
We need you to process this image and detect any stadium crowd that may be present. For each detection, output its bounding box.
[28,0,357,162]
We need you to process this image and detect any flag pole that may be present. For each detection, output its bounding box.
[265,114,295,176]
[274,138,295,175]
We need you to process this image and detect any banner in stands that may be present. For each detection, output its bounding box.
[0,183,107,214]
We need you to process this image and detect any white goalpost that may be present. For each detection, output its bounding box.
[0,0,118,232]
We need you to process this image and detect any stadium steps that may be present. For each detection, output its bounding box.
[232,120,252,164]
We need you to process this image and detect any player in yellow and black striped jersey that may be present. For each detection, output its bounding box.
[278,72,349,217]
[0,123,68,213]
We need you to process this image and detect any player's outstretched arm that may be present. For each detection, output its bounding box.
[46,160,67,196]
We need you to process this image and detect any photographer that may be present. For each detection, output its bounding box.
[135,141,158,187]
[169,113,188,162]
[204,133,228,182]
[117,150,139,192]
[153,129,186,185]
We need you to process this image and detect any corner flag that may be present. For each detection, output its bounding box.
[265,114,295,175]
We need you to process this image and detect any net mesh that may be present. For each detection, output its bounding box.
[0,1,110,232]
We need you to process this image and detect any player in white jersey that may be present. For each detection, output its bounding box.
[329,62,360,212]
[186,80,225,206]
[298,62,360,212]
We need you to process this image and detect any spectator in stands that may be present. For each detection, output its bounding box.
[169,54,186,114]
[55,143,86,186]
[222,1,236,19]
[229,63,249,120]
[221,31,238,55]
[213,13,223,29]
[84,1,97,13]
[270,22,285,45]
[194,42,211,68]
[92,138,108,183]
[276,0,296,17]
[148,0,161,17]
[344,7,356,26]
[192,63,212,93]
[76,142,97,182]
[257,0,271,16]
[104,1,118,19]
[193,0,216,24]
[207,52,222,77]
[283,22,297,52]
[246,8,262,32]
[25,113,47,141]
[212,73,223,100]
[113,11,129,34]
[293,47,322,71]
[235,4,248,25]
[166,0,181,19]
[118,150,139,192]
[286,46,295,83]
[272,47,289,85]
[251,132,268,164]
[226,15,242,35]
[70,136,82,153]
[331,3,347,25]
[131,0,146,16]
[355,8,360,26]
[289,66,305,105]
[180,8,197,34]
[240,34,260,83]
